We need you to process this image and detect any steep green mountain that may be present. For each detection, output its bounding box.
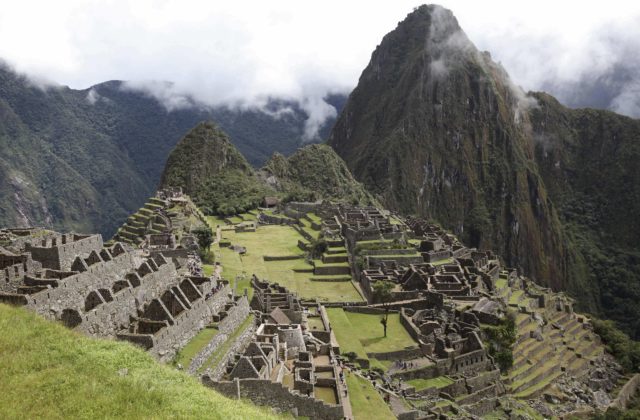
[160,122,270,215]
[328,5,640,336]
[262,144,377,205]
[160,123,375,214]
[0,69,148,234]
[0,64,345,235]
[529,93,640,336]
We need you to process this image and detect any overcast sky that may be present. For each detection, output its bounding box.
[1,0,639,124]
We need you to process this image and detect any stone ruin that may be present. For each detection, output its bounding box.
[0,196,628,419]
[249,202,623,418]
[204,278,349,419]
[0,194,235,362]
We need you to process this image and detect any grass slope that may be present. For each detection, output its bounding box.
[0,304,279,419]
[346,374,395,420]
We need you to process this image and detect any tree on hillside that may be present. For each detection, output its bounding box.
[373,280,394,338]
[193,226,214,251]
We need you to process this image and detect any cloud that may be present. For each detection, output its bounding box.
[300,95,338,142]
[0,0,639,133]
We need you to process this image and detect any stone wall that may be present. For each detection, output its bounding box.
[206,314,258,380]
[150,287,231,362]
[390,363,443,381]
[367,347,423,361]
[259,214,298,226]
[204,378,344,420]
[293,225,315,242]
[26,234,103,271]
[150,249,190,260]
[367,255,424,268]
[24,249,138,322]
[344,306,397,315]
[188,296,251,373]
[463,397,498,417]
[400,308,423,342]
[609,373,640,410]
[287,202,322,214]
[284,208,305,220]
[263,255,304,261]
[313,265,350,276]
[360,249,419,256]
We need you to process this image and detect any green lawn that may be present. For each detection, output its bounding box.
[173,326,219,368]
[432,257,454,266]
[0,305,278,419]
[509,290,524,305]
[307,213,322,224]
[327,308,368,361]
[495,278,508,289]
[213,224,361,302]
[238,212,257,221]
[314,260,350,268]
[202,264,215,277]
[205,215,228,227]
[301,226,319,240]
[343,311,417,353]
[264,263,362,302]
[327,309,416,365]
[406,376,453,391]
[346,374,395,420]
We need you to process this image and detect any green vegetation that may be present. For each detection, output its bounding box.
[327,308,416,361]
[325,4,640,343]
[589,390,640,420]
[406,376,454,391]
[160,122,271,216]
[212,223,362,302]
[372,281,394,337]
[0,66,343,237]
[482,312,517,372]
[173,326,219,368]
[346,374,395,420]
[193,225,214,250]
[262,145,377,206]
[0,304,277,419]
[199,315,254,373]
[591,318,640,372]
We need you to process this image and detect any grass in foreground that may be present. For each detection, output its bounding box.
[0,304,278,420]
[346,374,395,420]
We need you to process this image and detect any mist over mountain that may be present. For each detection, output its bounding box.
[542,61,640,118]
[329,5,640,337]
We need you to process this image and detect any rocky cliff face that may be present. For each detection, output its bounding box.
[328,4,640,331]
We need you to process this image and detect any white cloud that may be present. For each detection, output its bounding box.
[0,0,639,127]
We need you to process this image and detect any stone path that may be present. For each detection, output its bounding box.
[337,368,357,420]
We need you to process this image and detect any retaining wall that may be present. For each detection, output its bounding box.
[188,296,250,373]
[204,378,344,419]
